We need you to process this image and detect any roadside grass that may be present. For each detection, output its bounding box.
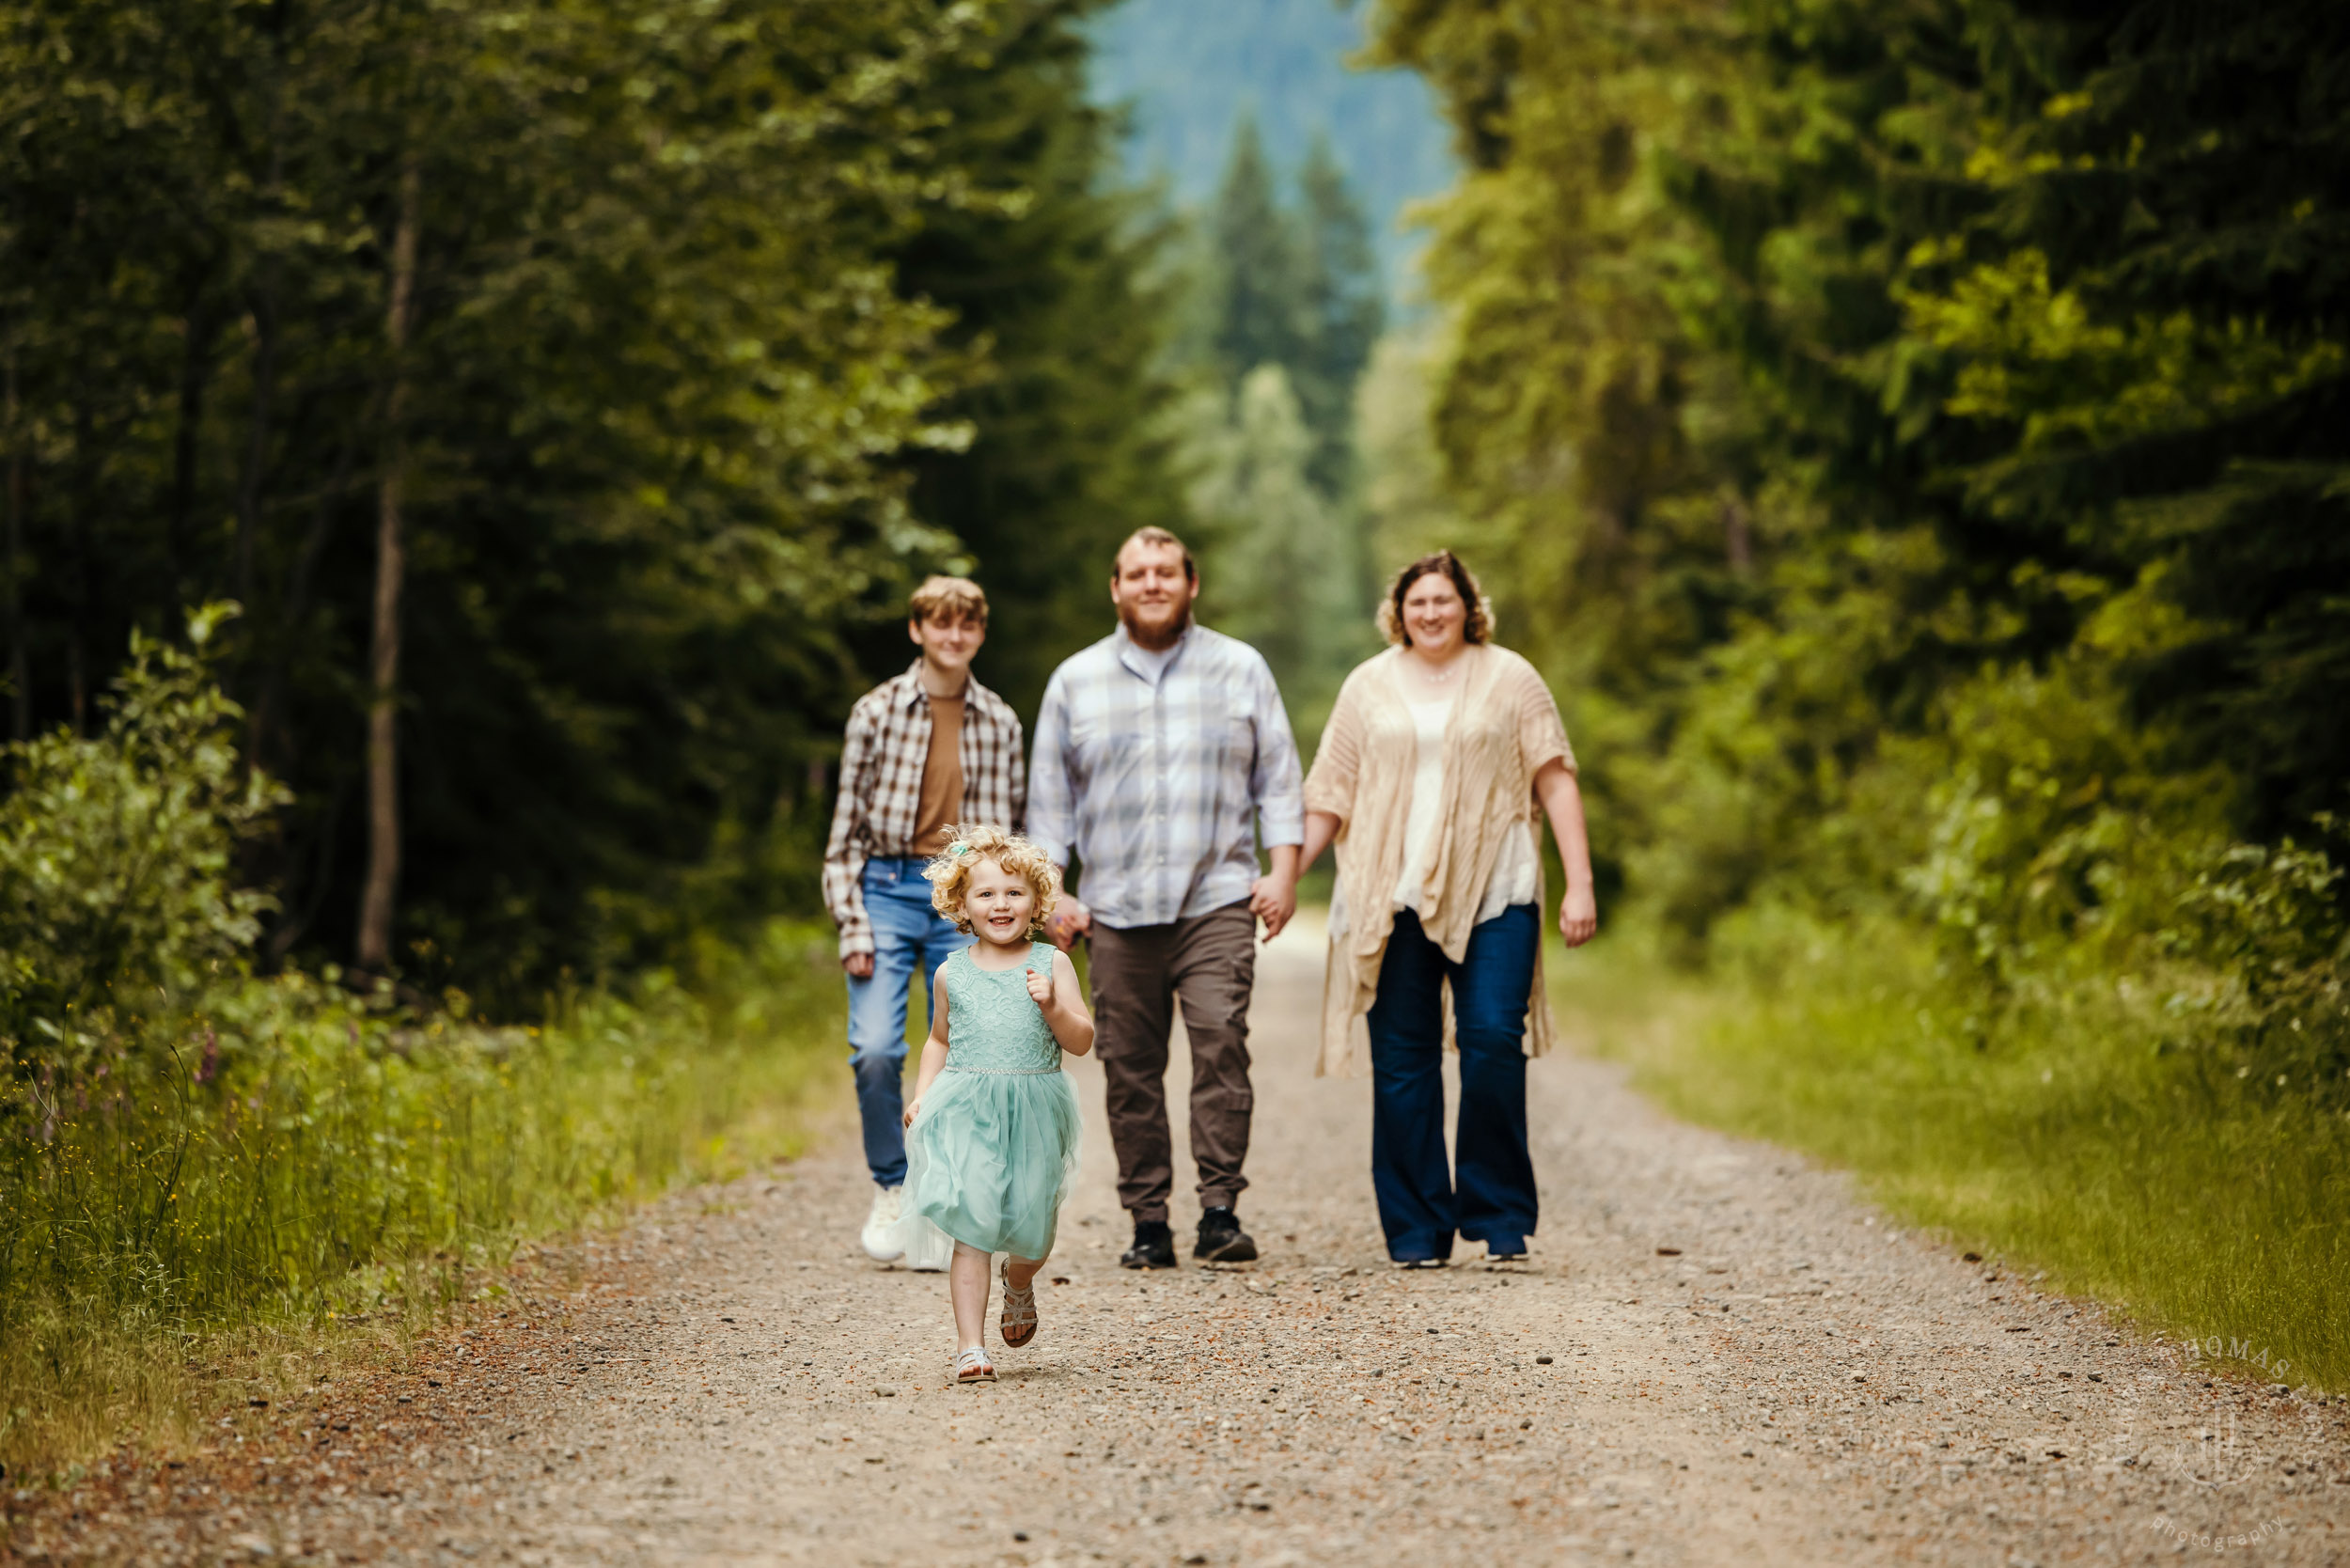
[0,921,846,1481]
[1552,924,2350,1394]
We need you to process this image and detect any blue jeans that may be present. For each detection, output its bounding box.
[1364,903,1541,1262]
[845,857,966,1186]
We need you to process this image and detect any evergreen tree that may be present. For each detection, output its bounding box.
[892,0,1188,723]
[0,0,1181,1000]
[1184,366,1367,736]
[1196,124,1385,501]
[1376,0,2350,951]
[1898,0,2350,836]
[1206,116,1308,390]
[1292,135,1386,494]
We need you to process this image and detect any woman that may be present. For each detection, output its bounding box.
[1299,551,1597,1266]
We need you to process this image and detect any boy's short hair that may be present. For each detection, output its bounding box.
[909,574,988,626]
[924,823,1060,936]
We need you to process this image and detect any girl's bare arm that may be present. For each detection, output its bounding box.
[1026,949,1095,1057]
[902,967,952,1126]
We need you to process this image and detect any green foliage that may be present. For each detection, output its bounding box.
[1208,121,1312,399]
[1197,125,1387,494]
[0,0,1179,999]
[0,610,845,1475]
[1889,0,2350,832]
[894,0,1190,721]
[1182,365,1373,737]
[1172,120,1387,728]
[1355,326,1465,570]
[1085,0,1455,291]
[1375,0,2350,942]
[0,923,839,1472]
[1379,0,2350,1347]
[1294,138,1389,495]
[0,606,286,1072]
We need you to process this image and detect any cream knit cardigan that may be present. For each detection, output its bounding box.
[1301,643,1575,1078]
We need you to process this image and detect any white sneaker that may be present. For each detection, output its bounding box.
[861,1184,905,1262]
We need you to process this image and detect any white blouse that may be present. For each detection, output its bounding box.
[1330,695,1539,938]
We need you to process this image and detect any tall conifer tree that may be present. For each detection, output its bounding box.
[1293,135,1385,494]
[1207,117,1309,392]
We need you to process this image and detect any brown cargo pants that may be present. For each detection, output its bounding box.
[1085,901,1258,1224]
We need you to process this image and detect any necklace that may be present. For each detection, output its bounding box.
[1414,650,1465,682]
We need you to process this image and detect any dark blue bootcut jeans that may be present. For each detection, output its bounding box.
[1365,903,1540,1262]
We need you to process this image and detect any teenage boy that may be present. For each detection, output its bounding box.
[822,575,1025,1262]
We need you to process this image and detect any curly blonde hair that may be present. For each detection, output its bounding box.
[1376,550,1496,647]
[923,823,1061,936]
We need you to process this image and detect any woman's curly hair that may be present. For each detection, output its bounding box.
[923,823,1061,936]
[1376,549,1495,647]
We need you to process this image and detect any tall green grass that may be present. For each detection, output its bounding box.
[0,922,844,1478]
[1556,919,2350,1393]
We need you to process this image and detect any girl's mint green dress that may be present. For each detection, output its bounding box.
[890,941,1082,1266]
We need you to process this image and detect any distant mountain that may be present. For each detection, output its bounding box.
[1086,0,1455,299]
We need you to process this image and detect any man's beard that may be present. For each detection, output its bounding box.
[1117,598,1192,651]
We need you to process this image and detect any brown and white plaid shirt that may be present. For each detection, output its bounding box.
[822,661,1025,960]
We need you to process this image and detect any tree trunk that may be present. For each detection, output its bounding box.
[232,277,279,613]
[356,155,421,976]
[1721,487,1753,576]
[68,400,90,736]
[168,270,219,602]
[6,353,26,743]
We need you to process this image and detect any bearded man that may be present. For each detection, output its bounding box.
[1027,526,1304,1268]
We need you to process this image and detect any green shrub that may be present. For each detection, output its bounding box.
[0,622,847,1476]
[1884,658,2348,1100]
[0,604,286,1080]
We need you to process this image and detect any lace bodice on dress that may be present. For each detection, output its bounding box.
[942,942,1061,1073]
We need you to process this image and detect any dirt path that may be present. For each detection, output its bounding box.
[20,916,2349,1565]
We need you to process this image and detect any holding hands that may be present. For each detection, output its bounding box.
[1247,868,1298,941]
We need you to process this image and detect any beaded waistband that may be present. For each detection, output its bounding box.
[943,1063,1062,1075]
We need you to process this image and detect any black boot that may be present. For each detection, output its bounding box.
[1120,1218,1177,1270]
[1195,1206,1258,1262]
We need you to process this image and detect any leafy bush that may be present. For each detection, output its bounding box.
[1886,655,2349,1100]
[0,622,845,1476]
[0,605,285,1079]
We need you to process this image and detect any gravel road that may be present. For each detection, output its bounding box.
[15,915,2348,1565]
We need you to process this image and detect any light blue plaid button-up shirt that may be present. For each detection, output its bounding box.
[1028,623,1306,931]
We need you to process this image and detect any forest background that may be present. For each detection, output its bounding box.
[2,0,2345,1476]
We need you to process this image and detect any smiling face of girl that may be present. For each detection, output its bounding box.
[962,857,1039,949]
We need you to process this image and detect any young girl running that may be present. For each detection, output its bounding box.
[889,824,1092,1384]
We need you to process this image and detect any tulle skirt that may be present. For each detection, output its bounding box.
[888,1069,1082,1268]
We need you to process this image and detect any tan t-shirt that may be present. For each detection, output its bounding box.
[910,695,965,857]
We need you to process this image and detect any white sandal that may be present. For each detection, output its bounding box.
[999,1260,1039,1349]
[954,1346,996,1384]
